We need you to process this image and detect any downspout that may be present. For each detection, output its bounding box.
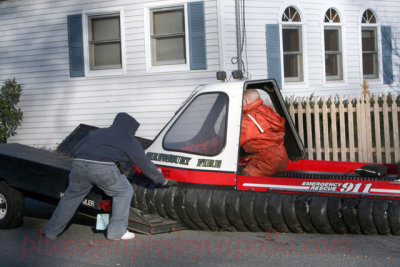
[235,0,242,72]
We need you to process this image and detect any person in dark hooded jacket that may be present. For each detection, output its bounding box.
[43,113,173,240]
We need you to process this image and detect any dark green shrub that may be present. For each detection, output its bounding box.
[0,79,23,143]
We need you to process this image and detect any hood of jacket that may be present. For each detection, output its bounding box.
[243,98,263,114]
[243,98,284,128]
[111,112,140,135]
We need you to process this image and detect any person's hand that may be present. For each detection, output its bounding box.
[162,179,179,187]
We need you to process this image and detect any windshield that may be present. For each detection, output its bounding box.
[163,92,228,156]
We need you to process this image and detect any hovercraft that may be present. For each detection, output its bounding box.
[129,79,400,235]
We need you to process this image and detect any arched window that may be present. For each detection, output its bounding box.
[361,9,378,79]
[282,6,301,22]
[324,8,342,80]
[281,6,303,82]
[362,9,376,24]
[324,8,340,23]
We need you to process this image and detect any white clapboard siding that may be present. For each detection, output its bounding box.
[2,0,400,149]
[1,0,221,148]
[219,0,399,96]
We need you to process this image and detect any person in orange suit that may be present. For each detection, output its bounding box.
[240,89,289,176]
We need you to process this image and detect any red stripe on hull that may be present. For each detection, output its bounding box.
[158,165,236,186]
[287,159,365,173]
[287,159,397,174]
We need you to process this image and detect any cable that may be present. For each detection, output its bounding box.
[241,0,250,79]
[230,0,251,80]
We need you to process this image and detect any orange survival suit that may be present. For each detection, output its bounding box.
[240,98,289,176]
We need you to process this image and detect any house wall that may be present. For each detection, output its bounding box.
[0,0,221,148]
[219,0,400,96]
[1,0,399,148]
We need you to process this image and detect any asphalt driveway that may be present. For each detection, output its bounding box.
[1,198,400,266]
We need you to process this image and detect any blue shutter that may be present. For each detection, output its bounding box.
[266,24,282,88]
[381,26,393,84]
[188,1,207,70]
[67,14,85,77]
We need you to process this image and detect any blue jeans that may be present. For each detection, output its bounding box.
[43,159,133,239]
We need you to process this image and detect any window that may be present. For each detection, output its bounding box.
[163,93,228,156]
[361,9,378,79]
[145,2,207,71]
[88,13,122,70]
[324,8,342,80]
[151,7,186,66]
[67,10,126,77]
[281,6,303,82]
[282,6,301,22]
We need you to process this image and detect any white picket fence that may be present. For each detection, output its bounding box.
[288,94,400,163]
